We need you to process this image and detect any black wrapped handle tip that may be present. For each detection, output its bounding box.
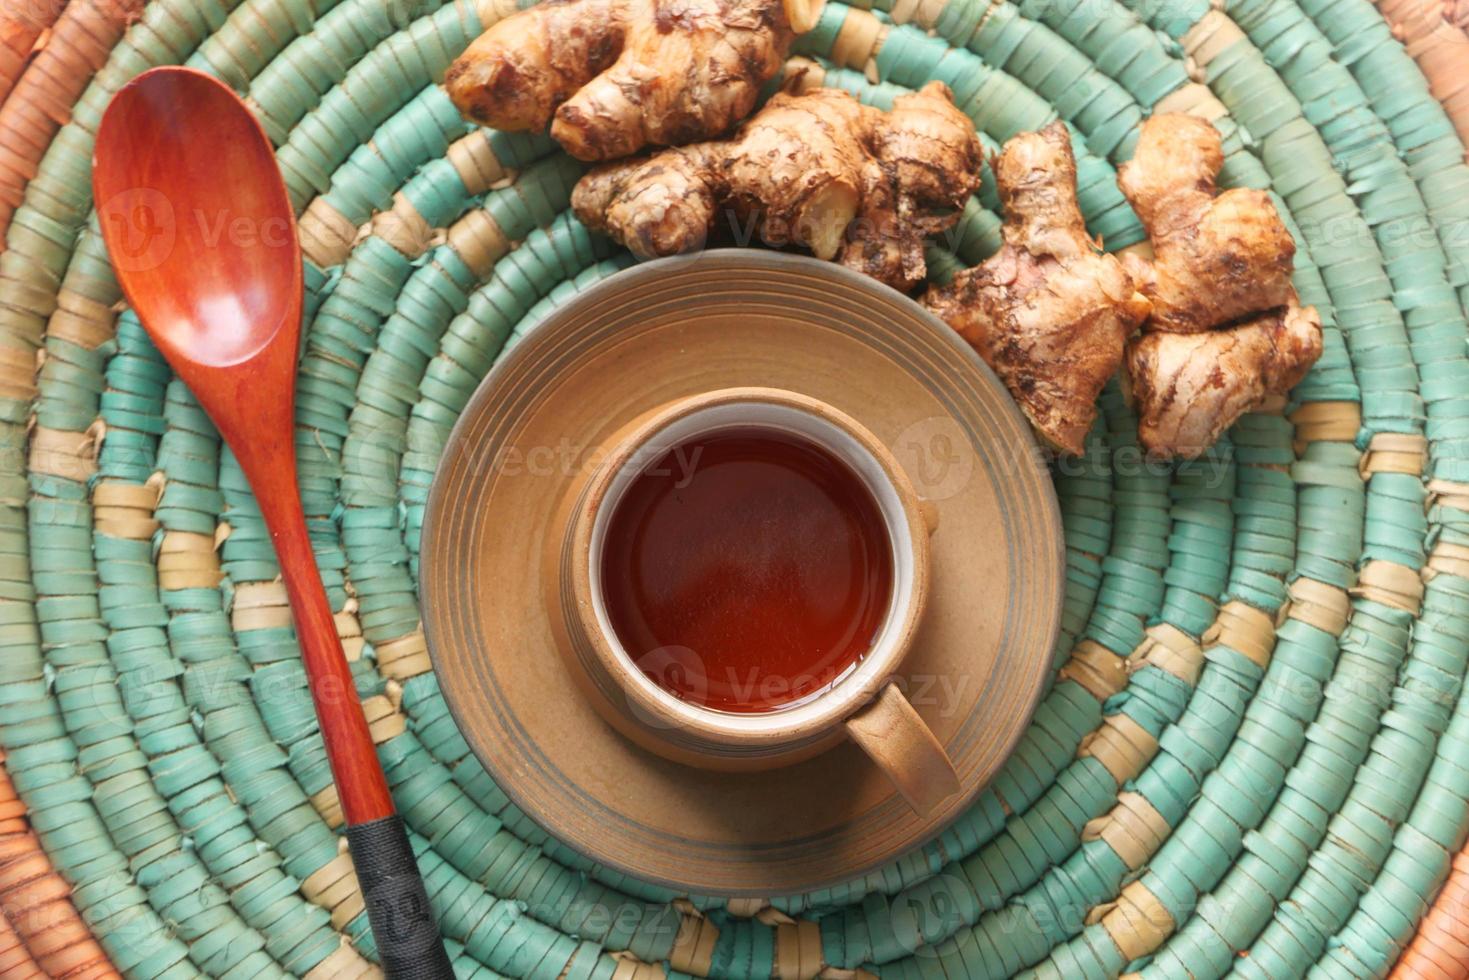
[347,814,456,979]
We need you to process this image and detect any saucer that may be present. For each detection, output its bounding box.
[421,251,1064,896]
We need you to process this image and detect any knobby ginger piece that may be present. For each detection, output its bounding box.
[571,82,984,292]
[1127,299,1323,458]
[1128,305,1322,458]
[444,0,822,162]
[922,121,1149,455]
[1118,113,1323,458]
[1117,113,1297,335]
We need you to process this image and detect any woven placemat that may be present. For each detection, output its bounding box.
[1,0,1469,976]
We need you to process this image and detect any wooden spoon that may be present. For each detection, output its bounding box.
[93,66,453,979]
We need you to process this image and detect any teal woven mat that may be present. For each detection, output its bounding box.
[3,0,1469,976]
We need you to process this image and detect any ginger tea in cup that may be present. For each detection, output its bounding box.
[599,425,895,713]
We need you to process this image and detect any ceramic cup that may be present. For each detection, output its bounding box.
[552,386,961,815]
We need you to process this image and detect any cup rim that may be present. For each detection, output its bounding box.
[567,386,933,744]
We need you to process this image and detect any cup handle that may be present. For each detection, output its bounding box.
[845,682,961,815]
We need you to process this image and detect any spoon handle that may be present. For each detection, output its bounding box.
[262,479,455,978]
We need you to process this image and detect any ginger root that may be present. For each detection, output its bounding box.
[1118,114,1322,457]
[921,121,1149,455]
[1117,113,1297,334]
[571,82,984,292]
[444,0,822,162]
[1128,306,1321,458]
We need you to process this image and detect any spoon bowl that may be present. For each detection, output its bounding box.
[93,68,299,369]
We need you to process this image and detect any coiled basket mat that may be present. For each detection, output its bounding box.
[2,0,1469,976]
